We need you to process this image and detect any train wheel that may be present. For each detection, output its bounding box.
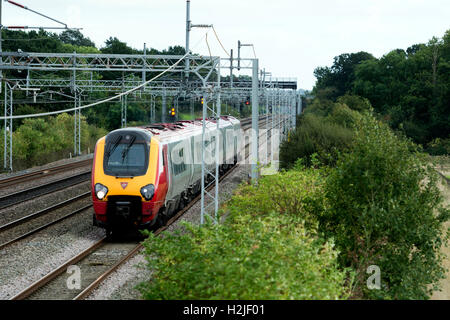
[155,208,169,229]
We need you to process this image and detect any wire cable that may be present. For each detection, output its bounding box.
[252,45,257,59]
[205,32,213,61]
[211,26,230,58]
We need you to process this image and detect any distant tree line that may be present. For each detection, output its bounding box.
[1,28,186,55]
[312,30,450,154]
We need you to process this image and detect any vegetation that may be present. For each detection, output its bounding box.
[0,113,106,170]
[312,30,450,153]
[138,169,350,300]
[279,94,365,169]
[280,113,354,168]
[320,114,449,299]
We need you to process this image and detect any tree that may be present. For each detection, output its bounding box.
[313,52,375,100]
[100,37,136,54]
[322,114,450,299]
[59,29,95,47]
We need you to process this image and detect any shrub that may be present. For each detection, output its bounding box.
[426,136,450,156]
[336,95,372,112]
[138,170,350,300]
[138,214,349,300]
[321,114,450,299]
[327,103,361,128]
[280,113,354,168]
[225,167,326,231]
[303,98,335,117]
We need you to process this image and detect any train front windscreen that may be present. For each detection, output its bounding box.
[103,133,149,177]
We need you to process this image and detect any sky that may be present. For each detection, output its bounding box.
[1,0,449,90]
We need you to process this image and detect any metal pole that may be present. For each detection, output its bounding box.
[142,43,146,85]
[4,83,6,169]
[230,49,233,88]
[78,95,81,155]
[265,90,269,164]
[271,86,275,162]
[184,0,191,82]
[200,91,207,225]
[251,58,259,182]
[8,85,11,170]
[3,82,13,171]
[278,89,281,145]
[0,0,2,93]
[121,94,127,128]
[150,95,155,123]
[74,89,77,156]
[162,88,166,123]
[237,41,241,71]
[214,62,221,221]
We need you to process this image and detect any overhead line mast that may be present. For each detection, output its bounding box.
[2,0,81,31]
[184,0,211,83]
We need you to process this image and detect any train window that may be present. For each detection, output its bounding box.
[211,136,216,157]
[173,148,186,176]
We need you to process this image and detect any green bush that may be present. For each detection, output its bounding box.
[426,136,450,155]
[327,103,361,128]
[303,98,335,117]
[280,113,354,168]
[321,114,450,299]
[226,167,326,231]
[138,170,350,300]
[1,113,107,170]
[336,95,372,112]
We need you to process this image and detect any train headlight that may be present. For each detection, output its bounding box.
[140,184,155,201]
[95,183,108,200]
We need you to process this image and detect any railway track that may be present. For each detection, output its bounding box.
[0,158,92,189]
[0,192,92,250]
[0,171,91,211]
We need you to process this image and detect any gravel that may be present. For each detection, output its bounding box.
[0,181,91,227]
[0,193,92,247]
[0,207,104,300]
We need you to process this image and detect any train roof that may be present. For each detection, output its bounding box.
[137,116,240,143]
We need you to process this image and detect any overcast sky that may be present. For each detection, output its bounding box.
[2,0,449,90]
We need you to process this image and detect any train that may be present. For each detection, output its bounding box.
[91,116,241,238]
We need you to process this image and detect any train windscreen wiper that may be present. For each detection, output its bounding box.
[105,135,122,158]
[121,135,136,164]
